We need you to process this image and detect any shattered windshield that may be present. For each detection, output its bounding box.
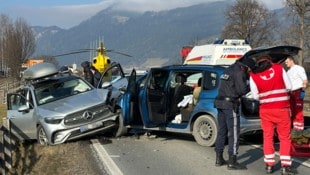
[35,77,92,105]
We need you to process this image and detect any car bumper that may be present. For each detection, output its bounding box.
[43,113,118,145]
[240,117,261,134]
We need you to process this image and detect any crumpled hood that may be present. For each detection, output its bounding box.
[37,89,108,116]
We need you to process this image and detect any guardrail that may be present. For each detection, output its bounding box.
[0,118,15,175]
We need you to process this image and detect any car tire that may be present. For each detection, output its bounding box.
[192,115,218,147]
[37,125,49,145]
[114,109,127,137]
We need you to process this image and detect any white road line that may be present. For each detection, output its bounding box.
[91,139,123,175]
[249,143,310,168]
[91,137,309,174]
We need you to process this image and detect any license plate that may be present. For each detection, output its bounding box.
[80,121,102,132]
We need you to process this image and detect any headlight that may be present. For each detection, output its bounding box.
[44,117,63,124]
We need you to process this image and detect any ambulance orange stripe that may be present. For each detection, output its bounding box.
[187,56,202,61]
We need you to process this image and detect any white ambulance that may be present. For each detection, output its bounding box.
[183,39,252,65]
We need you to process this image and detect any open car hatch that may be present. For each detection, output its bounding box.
[242,45,301,64]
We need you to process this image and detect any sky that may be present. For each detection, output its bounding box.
[0,0,286,29]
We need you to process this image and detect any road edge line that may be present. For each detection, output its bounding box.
[91,139,123,175]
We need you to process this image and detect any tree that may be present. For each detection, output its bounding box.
[0,14,35,78]
[221,0,278,48]
[285,0,310,65]
[0,15,11,76]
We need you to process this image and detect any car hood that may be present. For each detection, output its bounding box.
[37,89,108,115]
[241,45,301,63]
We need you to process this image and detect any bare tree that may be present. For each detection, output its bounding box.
[285,0,310,65]
[0,15,12,76]
[0,14,35,78]
[280,25,299,46]
[221,0,278,48]
[14,18,36,63]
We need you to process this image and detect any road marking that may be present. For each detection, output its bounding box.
[249,143,310,168]
[91,139,123,175]
[91,137,310,174]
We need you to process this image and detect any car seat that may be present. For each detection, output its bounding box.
[174,74,193,111]
[193,78,202,105]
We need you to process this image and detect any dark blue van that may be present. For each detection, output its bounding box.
[116,64,260,146]
[115,46,300,146]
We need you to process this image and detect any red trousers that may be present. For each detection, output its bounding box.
[290,89,304,130]
[260,108,292,167]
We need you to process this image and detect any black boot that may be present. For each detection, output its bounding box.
[215,152,226,167]
[227,155,247,170]
[265,165,273,174]
[280,166,296,175]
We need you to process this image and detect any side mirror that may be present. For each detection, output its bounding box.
[102,82,112,89]
[119,86,127,94]
[18,105,30,113]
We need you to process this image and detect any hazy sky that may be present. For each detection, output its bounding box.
[0,0,286,29]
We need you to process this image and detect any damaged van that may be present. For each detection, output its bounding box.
[117,45,301,146]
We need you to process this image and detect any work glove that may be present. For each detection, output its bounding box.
[300,90,305,99]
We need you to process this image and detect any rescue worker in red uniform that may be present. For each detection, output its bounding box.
[249,56,295,175]
[285,56,308,130]
[214,57,255,170]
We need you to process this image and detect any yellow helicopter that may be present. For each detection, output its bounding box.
[54,41,132,74]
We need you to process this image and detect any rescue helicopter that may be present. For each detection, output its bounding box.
[53,40,132,73]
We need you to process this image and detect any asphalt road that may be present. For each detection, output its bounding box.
[91,131,310,175]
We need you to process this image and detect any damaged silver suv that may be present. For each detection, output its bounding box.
[6,62,126,145]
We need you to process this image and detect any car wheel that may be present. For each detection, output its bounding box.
[114,109,127,137]
[37,125,49,145]
[193,115,218,147]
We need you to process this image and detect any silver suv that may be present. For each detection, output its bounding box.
[6,62,127,145]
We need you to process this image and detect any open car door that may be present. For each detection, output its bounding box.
[6,89,36,140]
[122,68,139,125]
[140,68,169,127]
[99,63,128,101]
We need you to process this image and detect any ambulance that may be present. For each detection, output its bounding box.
[183,39,252,65]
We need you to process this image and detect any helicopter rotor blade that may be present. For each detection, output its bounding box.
[53,50,90,57]
[53,48,132,58]
[107,50,133,57]
[78,49,97,52]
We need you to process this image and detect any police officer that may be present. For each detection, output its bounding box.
[214,57,255,170]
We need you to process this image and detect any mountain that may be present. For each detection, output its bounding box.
[32,1,291,70]
[32,1,231,69]
[32,26,64,40]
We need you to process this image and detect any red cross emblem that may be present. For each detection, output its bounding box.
[260,68,274,80]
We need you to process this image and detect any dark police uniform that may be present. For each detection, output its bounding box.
[214,60,252,170]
